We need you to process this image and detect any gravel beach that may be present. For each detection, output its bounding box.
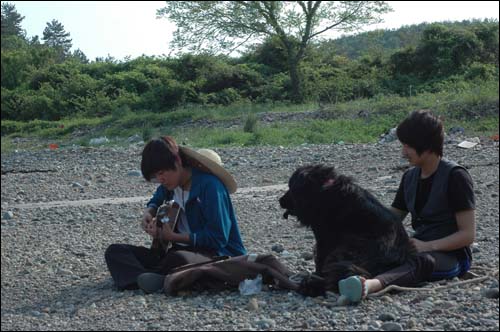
[1,138,498,331]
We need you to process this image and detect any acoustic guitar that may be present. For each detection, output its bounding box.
[150,200,181,255]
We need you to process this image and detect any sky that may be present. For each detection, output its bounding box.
[5,1,500,61]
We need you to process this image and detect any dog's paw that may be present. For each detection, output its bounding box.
[297,273,326,297]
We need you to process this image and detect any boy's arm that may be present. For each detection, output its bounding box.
[146,185,169,210]
[411,209,476,252]
[389,206,408,223]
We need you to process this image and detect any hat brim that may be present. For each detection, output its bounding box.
[179,146,237,194]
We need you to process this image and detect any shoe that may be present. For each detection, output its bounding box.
[137,273,165,294]
[338,276,367,303]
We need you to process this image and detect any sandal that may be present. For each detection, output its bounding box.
[338,276,368,303]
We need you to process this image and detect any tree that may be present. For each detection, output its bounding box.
[242,36,291,74]
[42,19,72,60]
[158,1,391,102]
[414,24,481,80]
[1,2,25,38]
[71,48,89,64]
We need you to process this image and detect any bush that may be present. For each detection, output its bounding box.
[243,114,258,133]
[206,88,242,106]
[464,62,498,81]
[1,120,22,136]
[254,73,290,102]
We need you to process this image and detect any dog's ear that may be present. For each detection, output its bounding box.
[279,191,292,208]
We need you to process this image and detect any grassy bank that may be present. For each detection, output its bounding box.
[1,86,498,152]
[170,116,499,147]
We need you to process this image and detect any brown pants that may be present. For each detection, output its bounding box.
[104,243,216,290]
[375,250,471,288]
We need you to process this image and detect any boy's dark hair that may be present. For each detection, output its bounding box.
[141,136,188,181]
[396,110,444,156]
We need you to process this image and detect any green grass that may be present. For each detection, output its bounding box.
[1,138,14,153]
[1,101,315,133]
[169,115,499,148]
[1,87,498,152]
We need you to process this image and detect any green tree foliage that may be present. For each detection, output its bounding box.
[1,49,30,89]
[1,2,26,52]
[42,19,72,61]
[158,1,392,103]
[71,49,89,64]
[417,24,480,79]
[1,2,25,39]
[326,19,500,61]
[241,36,306,76]
[386,21,498,94]
[470,20,499,64]
[0,7,498,123]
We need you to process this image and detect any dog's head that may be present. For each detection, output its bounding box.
[279,165,338,226]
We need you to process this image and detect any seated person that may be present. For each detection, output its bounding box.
[339,110,475,302]
[105,136,246,293]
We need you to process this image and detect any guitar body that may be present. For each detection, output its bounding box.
[151,200,181,255]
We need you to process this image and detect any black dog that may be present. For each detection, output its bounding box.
[279,165,415,296]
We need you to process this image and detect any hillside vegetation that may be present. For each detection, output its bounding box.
[1,2,498,150]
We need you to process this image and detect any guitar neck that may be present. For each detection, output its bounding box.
[171,207,182,231]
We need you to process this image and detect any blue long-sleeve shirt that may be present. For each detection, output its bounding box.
[146,168,246,257]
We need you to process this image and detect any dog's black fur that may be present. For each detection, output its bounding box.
[280,165,416,296]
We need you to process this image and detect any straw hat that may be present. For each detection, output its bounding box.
[179,146,237,194]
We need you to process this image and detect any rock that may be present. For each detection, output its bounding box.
[379,313,396,321]
[127,170,142,177]
[280,250,291,258]
[482,288,499,299]
[1,140,498,331]
[255,318,276,329]
[301,252,314,260]
[379,128,398,143]
[449,127,465,135]
[57,268,73,276]
[406,318,417,329]
[2,211,14,220]
[31,310,42,317]
[271,244,284,253]
[127,134,143,143]
[247,297,259,311]
[489,280,499,289]
[381,295,393,302]
[380,322,403,331]
[336,295,351,306]
[262,177,273,184]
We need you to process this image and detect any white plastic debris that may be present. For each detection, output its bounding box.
[239,274,263,296]
[458,141,478,149]
[89,137,110,145]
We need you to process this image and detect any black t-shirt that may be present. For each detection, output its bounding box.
[392,167,475,215]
